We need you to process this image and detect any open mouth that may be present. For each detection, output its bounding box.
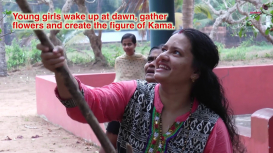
[146,68,155,74]
[158,64,170,70]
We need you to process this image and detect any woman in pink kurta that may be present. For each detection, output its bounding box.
[56,79,233,153]
[38,28,246,153]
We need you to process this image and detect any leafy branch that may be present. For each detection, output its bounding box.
[0,10,12,41]
[239,2,273,38]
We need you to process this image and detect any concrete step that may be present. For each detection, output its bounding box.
[234,114,251,128]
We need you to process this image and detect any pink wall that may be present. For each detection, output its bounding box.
[72,64,273,115]
[36,73,116,146]
[237,108,273,153]
[74,73,115,87]
[214,64,273,115]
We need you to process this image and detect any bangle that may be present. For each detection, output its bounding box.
[58,88,85,108]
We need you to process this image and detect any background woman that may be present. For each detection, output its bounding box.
[113,33,147,82]
[104,33,147,151]
[100,45,164,153]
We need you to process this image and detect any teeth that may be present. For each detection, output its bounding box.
[159,65,169,70]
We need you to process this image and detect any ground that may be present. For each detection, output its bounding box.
[0,64,114,153]
[0,59,271,152]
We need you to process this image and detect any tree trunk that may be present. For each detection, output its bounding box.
[48,0,74,64]
[49,30,62,46]
[83,30,106,65]
[48,0,75,43]
[0,2,7,76]
[182,0,194,28]
[209,17,223,40]
[49,29,70,63]
[47,0,54,13]
[251,20,273,44]
[74,0,107,66]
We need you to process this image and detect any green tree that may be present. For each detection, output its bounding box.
[0,6,12,76]
[202,0,273,44]
[238,1,273,44]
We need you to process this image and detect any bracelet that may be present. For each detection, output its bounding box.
[58,88,85,108]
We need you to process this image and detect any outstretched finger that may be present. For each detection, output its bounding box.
[37,44,49,52]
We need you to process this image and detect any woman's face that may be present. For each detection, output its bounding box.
[144,49,162,83]
[122,38,136,56]
[154,33,196,84]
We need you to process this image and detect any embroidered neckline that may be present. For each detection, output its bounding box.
[145,107,184,153]
[153,84,199,122]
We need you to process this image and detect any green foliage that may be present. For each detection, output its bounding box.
[4,10,12,15]
[6,39,27,69]
[175,0,183,12]
[55,8,62,14]
[5,39,43,69]
[65,45,93,64]
[70,54,90,64]
[240,2,273,38]
[263,51,273,58]
[194,4,213,20]
[239,36,270,47]
[219,38,272,61]
[29,39,42,64]
[102,44,124,67]
[256,41,270,46]
[238,28,244,37]
[265,28,270,35]
[255,15,261,21]
[214,41,225,50]
[193,3,215,29]
[140,44,149,55]
[222,50,246,61]
[1,10,12,39]
[239,37,254,47]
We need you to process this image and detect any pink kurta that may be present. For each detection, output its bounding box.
[55,78,233,153]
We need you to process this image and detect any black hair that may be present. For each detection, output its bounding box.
[149,44,164,55]
[121,33,136,44]
[174,28,246,153]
